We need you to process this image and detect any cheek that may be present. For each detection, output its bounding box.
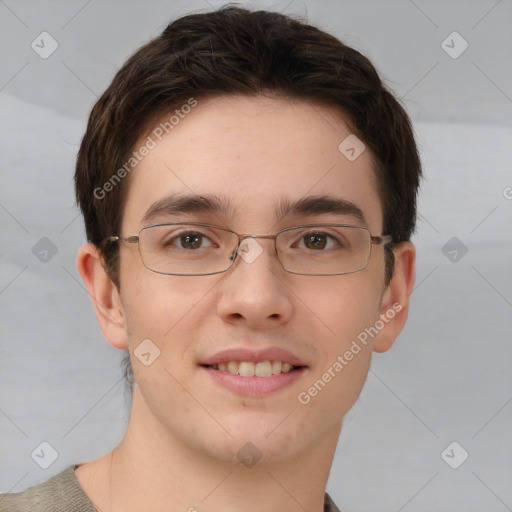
[121,267,217,352]
[300,271,383,340]
[120,273,211,411]
[299,273,382,377]
[293,278,381,424]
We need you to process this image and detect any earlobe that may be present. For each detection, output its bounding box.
[373,241,416,353]
[76,243,129,350]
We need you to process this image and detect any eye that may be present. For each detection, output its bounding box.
[164,230,215,250]
[304,232,327,250]
[297,231,343,250]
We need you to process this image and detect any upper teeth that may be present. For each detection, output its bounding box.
[212,361,294,377]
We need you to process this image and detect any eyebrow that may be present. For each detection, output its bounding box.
[275,195,367,225]
[142,194,237,225]
[141,193,367,226]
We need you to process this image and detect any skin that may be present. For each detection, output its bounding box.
[76,94,415,512]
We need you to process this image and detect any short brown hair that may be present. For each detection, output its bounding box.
[74,5,421,397]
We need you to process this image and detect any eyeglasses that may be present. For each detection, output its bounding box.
[107,222,392,276]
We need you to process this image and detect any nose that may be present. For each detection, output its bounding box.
[216,237,294,329]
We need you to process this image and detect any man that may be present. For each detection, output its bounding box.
[0,5,419,511]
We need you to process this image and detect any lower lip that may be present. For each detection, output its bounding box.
[201,366,307,396]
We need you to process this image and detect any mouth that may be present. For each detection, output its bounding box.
[201,360,304,377]
[199,348,308,396]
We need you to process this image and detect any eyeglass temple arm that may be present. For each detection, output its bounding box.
[371,235,393,245]
[108,235,139,243]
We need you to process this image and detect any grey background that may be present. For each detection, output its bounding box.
[1,0,511,511]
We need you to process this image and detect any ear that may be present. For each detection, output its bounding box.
[373,241,416,353]
[76,243,129,350]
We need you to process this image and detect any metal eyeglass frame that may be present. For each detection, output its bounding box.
[107,222,393,276]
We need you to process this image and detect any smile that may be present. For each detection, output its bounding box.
[205,360,299,377]
[199,347,308,395]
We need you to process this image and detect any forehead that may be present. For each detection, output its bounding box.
[121,95,383,232]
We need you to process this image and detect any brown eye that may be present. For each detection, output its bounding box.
[304,233,328,250]
[180,233,203,249]
[162,231,209,250]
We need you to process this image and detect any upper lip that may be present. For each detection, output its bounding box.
[200,347,307,367]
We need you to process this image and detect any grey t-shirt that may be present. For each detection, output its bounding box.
[0,464,341,511]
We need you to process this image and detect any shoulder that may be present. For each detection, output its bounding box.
[324,491,341,512]
[0,465,97,512]
[1,468,338,512]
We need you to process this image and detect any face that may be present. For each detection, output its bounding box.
[112,95,399,464]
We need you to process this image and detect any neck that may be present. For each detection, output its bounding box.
[83,386,340,512]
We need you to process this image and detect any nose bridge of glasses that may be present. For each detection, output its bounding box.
[229,233,277,261]
[239,233,276,241]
